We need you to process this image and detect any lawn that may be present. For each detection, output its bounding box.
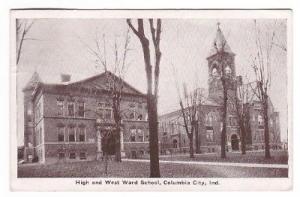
[18,159,288,178]
[158,150,288,164]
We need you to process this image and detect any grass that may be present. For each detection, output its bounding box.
[158,150,288,164]
[18,158,288,178]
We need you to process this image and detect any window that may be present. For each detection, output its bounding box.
[67,102,75,116]
[35,127,42,145]
[104,109,112,119]
[258,115,263,125]
[137,129,144,142]
[206,129,214,142]
[58,152,65,159]
[225,66,232,75]
[229,117,238,126]
[35,128,40,145]
[78,102,84,117]
[79,152,87,160]
[212,67,218,77]
[270,119,273,126]
[137,114,143,120]
[39,127,43,144]
[69,152,76,159]
[27,107,33,122]
[97,102,112,120]
[130,129,136,142]
[68,127,75,142]
[35,103,41,121]
[129,112,135,120]
[206,113,213,126]
[58,127,65,142]
[57,100,64,116]
[77,127,85,142]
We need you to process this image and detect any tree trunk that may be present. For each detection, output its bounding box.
[221,82,228,159]
[104,152,108,176]
[148,95,160,177]
[114,124,122,162]
[263,95,271,159]
[195,123,200,154]
[189,132,195,158]
[127,19,161,177]
[112,96,122,162]
[17,29,26,65]
[240,119,246,154]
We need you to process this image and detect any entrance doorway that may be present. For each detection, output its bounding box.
[173,139,178,148]
[101,129,116,155]
[231,134,239,151]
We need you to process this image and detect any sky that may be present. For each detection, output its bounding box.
[16,18,288,145]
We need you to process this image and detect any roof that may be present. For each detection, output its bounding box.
[24,71,145,97]
[208,23,234,58]
[159,97,220,120]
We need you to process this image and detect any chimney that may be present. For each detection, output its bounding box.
[61,74,71,83]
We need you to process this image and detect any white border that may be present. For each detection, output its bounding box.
[8,9,293,192]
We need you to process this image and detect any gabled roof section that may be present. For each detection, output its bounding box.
[67,71,144,96]
[208,23,234,58]
[23,71,42,91]
[203,97,221,107]
[27,71,145,97]
[243,81,276,111]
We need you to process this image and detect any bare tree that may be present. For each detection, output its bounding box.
[79,29,131,162]
[213,36,231,159]
[172,64,205,158]
[250,20,278,159]
[232,77,254,155]
[181,86,204,158]
[127,19,162,177]
[16,19,35,65]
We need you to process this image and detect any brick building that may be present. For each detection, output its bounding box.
[158,24,281,154]
[23,71,149,163]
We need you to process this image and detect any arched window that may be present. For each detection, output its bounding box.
[137,114,143,120]
[258,115,263,125]
[212,67,219,77]
[129,112,135,119]
[225,66,232,75]
[206,112,214,126]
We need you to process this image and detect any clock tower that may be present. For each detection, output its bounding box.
[207,23,236,102]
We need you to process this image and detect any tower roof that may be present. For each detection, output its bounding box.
[208,23,234,57]
[23,71,42,91]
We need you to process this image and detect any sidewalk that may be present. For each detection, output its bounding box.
[123,158,289,169]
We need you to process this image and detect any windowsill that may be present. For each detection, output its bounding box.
[124,141,149,144]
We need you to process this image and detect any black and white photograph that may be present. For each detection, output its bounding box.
[10,9,292,191]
